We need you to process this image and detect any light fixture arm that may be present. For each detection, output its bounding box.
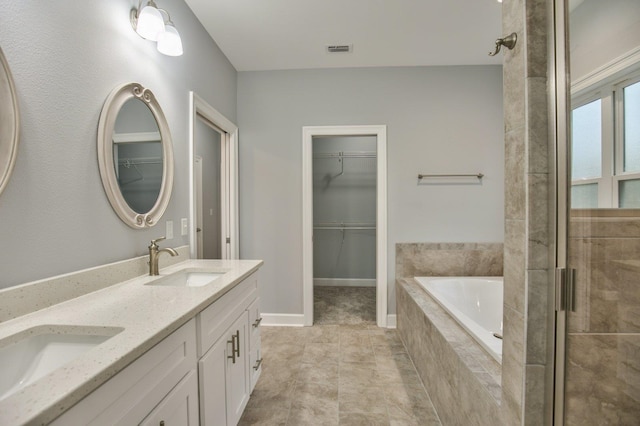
[156,8,174,26]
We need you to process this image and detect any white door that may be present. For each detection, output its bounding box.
[195,156,204,259]
[189,92,239,260]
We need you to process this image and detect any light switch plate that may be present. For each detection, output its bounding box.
[166,220,174,239]
[181,218,188,236]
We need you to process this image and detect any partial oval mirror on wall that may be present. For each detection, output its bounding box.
[0,46,20,197]
[97,83,174,228]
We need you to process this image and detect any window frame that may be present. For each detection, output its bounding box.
[571,69,640,208]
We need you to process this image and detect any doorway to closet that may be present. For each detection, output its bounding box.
[302,125,387,327]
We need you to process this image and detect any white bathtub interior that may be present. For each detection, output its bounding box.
[414,276,503,363]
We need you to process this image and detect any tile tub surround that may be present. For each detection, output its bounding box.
[0,245,190,323]
[397,278,502,425]
[0,258,263,425]
[395,243,504,279]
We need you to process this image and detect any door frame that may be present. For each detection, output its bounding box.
[302,125,388,327]
[188,92,239,259]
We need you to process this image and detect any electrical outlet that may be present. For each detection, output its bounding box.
[181,218,188,236]
[166,220,174,239]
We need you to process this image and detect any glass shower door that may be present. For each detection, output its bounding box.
[559,0,640,423]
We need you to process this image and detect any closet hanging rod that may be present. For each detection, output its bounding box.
[313,151,377,159]
[314,221,376,229]
[314,226,376,230]
[118,158,163,166]
[418,173,484,179]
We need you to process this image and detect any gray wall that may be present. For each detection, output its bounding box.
[237,66,504,316]
[0,0,237,288]
[570,0,640,81]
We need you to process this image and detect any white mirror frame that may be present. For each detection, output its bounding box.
[0,46,20,197]
[97,83,174,228]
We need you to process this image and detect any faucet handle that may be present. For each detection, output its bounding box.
[150,236,166,247]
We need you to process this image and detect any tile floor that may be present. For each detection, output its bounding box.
[238,287,441,425]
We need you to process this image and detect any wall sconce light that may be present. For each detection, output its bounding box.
[131,0,183,56]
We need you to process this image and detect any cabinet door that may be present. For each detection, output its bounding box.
[140,370,199,426]
[199,336,228,426]
[226,311,250,426]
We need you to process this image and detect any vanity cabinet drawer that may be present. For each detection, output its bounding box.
[51,319,197,426]
[197,273,257,357]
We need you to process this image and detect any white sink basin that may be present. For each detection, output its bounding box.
[148,270,225,287]
[0,327,121,402]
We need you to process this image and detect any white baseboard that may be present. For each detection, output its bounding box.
[314,278,376,287]
[261,313,305,327]
[261,313,395,328]
[386,315,397,329]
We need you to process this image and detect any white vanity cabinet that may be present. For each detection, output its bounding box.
[49,270,262,426]
[197,272,261,426]
[51,319,199,425]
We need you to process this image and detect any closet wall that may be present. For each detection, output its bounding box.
[312,136,377,286]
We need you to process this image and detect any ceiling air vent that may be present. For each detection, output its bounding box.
[327,44,352,53]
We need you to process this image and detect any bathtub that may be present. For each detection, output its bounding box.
[414,276,503,363]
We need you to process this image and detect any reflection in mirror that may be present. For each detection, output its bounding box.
[569,0,640,208]
[97,83,174,228]
[113,99,163,214]
[0,46,20,197]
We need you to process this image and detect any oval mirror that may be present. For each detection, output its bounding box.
[0,46,20,197]
[97,83,174,228]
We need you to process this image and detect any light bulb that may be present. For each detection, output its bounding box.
[136,4,165,41]
[157,23,183,56]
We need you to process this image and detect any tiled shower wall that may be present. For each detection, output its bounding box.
[566,211,640,422]
[502,0,555,423]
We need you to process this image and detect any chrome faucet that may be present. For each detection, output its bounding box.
[148,237,178,276]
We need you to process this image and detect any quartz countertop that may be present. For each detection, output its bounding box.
[0,259,263,426]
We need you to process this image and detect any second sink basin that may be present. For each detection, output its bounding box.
[0,326,122,402]
[148,270,225,287]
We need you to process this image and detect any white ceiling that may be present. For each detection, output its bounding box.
[184,0,504,71]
